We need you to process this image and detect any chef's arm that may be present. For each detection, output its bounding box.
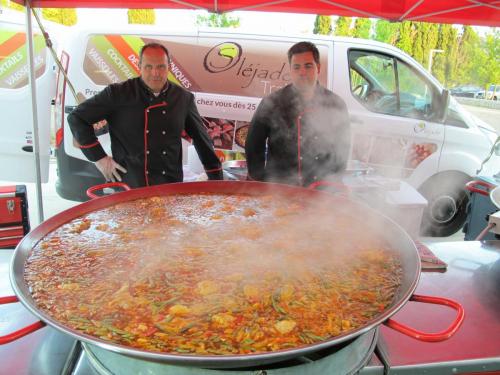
[67,87,113,162]
[245,102,269,181]
[185,96,223,180]
[67,87,126,182]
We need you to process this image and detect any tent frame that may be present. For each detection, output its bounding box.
[25,0,44,223]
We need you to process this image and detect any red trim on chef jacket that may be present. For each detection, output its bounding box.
[296,108,314,185]
[204,167,222,173]
[181,130,192,143]
[144,102,167,186]
[78,141,100,149]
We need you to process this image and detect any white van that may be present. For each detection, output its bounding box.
[15,25,500,236]
[0,16,57,183]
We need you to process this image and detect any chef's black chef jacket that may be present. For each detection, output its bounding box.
[68,77,222,188]
[245,83,350,186]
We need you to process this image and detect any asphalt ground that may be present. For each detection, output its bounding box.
[464,105,500,134]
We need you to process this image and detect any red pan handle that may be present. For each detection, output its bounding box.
[86,182,131,199]
[384,294,464,342]
[0,296,46,345]
[465,180,495,196]
[307,180,350,195]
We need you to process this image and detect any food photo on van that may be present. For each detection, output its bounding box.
[0,22,498,237]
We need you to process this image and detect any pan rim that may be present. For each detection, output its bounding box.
[10,181,420,367]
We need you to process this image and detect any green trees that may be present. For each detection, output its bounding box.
[0,0,78,26]
[127,9,156,24]
[455,26,480,84]
[313,15,332,35]
[481,30,500,86]
[422,23,439,68]
[0,0,23,11]
[334,16,352,36]
[454,27,499,89]
[332,16,497,88]
[374,20,399,44]
[352,18,371,39]
[41,9,77,26]
[196,12,240,28]
[396,21,414,55]
[410,22,439,68]
[433,24,459,86]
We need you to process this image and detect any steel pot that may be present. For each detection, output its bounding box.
[1,181,464,368]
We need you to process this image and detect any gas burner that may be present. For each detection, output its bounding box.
[73,329,378,375]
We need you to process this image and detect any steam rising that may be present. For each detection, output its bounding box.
[28,191,398,298]
[246,84,350,187]
[251,82,472,238]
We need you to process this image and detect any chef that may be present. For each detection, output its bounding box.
[245,41,350,186]
[68,42,222,187]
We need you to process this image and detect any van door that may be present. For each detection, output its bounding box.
[0,24,53,183]
[334,44,445,185]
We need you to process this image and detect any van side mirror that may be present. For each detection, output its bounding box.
[437,89,450,123]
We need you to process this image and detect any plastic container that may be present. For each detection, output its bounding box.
[384,181,428,239]
[344,176,428,238]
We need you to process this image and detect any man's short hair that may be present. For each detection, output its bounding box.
[287,41,320,64]
[139,43,170,66]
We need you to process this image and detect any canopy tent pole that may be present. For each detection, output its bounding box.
[25,0,44,224]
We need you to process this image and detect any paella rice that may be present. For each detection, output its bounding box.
[25,193,402,355]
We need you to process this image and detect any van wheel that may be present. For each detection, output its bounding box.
[418,173,470,237]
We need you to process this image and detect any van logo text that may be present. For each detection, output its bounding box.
[203,42,242,73]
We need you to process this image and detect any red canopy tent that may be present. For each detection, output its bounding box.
[13,0,500,27]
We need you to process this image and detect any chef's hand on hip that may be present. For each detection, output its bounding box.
[95,156,127,182]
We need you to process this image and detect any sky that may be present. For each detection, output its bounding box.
[76,9,318,35]
[76,9,496,37]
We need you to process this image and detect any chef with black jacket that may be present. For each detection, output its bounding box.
[245,41,350,186]
[68,42,222,188]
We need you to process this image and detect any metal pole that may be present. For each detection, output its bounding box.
[25,1,44,223]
